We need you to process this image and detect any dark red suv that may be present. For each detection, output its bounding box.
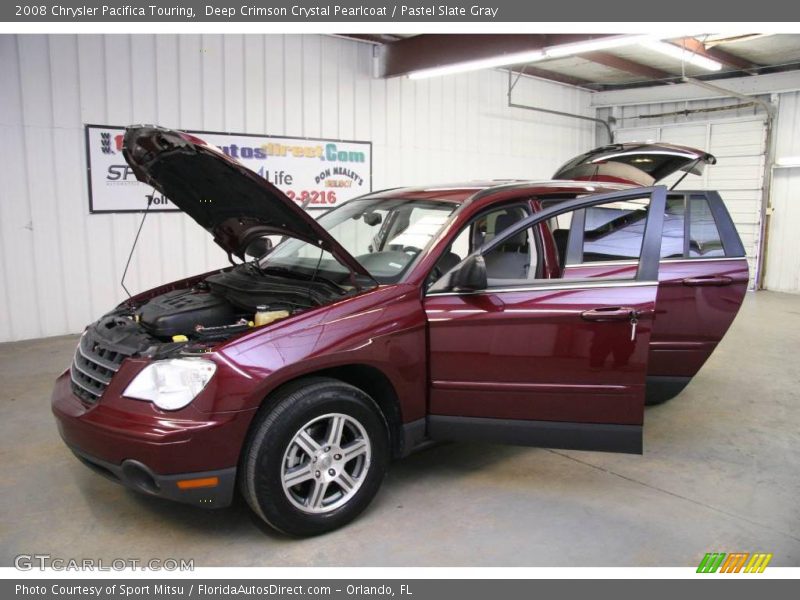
[52,127,748,536]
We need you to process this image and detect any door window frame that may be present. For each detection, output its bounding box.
[427,186,667,296]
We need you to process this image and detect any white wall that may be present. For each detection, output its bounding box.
[0,34,595,342]
[765,91,800,293]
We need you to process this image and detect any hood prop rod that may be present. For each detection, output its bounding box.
[121,193,154,299]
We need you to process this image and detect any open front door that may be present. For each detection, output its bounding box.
[423,187,667,454]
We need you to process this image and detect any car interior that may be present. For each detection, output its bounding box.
[428,203,540,287]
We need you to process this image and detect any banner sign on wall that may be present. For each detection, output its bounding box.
[85,125,372,213]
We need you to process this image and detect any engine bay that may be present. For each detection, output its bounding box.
[90,264,352,358]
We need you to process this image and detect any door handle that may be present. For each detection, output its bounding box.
[580,307,635,322]
[682,275,732,287]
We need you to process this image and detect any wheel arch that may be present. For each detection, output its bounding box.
[254,363,407,459]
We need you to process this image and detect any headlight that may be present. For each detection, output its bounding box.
[123,358,217,411]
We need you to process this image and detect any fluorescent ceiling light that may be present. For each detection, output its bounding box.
[641,40,723,71]
[407,49,546,79]
[544,35,654,58]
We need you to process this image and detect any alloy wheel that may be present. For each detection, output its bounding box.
[280,412,371,514]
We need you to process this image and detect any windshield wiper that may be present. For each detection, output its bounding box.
[261,265,348,294]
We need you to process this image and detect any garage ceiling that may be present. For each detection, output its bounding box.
[338,34,800,91]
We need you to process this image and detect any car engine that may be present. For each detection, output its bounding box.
[86,264,351,358]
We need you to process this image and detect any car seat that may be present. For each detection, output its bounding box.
[484,213,530,279]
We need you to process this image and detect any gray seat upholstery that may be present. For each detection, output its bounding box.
[484,213,530,279]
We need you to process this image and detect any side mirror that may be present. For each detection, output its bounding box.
[244,236,273,259]
[449,255,487,292]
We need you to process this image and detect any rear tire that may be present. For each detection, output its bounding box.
[240,377,389,536]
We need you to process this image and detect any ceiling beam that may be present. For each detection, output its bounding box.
[579,51,673,81]
[670,37,760,73]
[376,34,617,78]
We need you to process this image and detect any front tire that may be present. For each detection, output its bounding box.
[240,378,389,536]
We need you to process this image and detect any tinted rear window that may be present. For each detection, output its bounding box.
[581,194,724,262]
[582,199,649,262]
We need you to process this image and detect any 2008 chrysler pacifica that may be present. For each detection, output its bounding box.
[52,126,747,535]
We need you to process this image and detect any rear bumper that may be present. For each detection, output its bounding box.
[69,445,237,508]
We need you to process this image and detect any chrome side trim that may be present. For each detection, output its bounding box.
[663,256,747,263]
[426,279,655,297]
[564,260,638,267]
[563,256,747,268]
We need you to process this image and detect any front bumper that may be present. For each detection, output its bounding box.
[69,445,237,508]
[51,370,257,508]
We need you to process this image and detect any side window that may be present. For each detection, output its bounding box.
[577,194,722,262]
[581,198,650,262]
[689,195,725,257]
[428,193,662,294]
[487,195,656,286]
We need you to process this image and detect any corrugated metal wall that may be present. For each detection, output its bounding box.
[0,34,595,343]
[764,91,800,293]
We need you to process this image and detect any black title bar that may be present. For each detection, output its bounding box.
[3,0,796,22]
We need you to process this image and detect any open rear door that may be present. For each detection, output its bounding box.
[553,143,715,186]
[558,190,749,403]
[424,187,667,454]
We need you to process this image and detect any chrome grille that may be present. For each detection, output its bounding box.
[70,332,130,406]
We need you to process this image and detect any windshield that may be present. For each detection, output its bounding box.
[260,197,458,285]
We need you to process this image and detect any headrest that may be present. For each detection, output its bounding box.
[494,212,527,248]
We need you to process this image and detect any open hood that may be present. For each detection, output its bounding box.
[122,126,372,281]
[553,143,716,186]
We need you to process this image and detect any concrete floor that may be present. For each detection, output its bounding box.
[1,291,799,567]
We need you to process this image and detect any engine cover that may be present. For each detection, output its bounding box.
[137,289,238,338]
